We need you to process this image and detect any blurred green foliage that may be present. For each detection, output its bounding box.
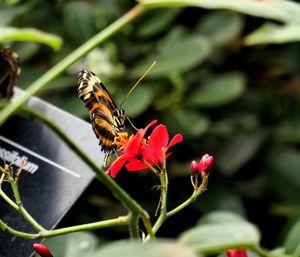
[2,0,300,255]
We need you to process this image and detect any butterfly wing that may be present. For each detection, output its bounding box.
[77,69,124,153]
[77,69,118,110]
[0,48,20,100]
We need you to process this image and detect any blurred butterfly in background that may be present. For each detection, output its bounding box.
[77,62,155,167]
[0,48,20,100]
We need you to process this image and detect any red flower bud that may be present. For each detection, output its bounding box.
[33,243,53,257]
[226,249,248,257]
[198,154,214,174]
[190,160,198,175]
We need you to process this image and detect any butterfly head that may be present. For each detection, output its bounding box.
[112,108,126,132]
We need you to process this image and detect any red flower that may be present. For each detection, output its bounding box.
[106,120,183,177]
[198,154,214,174]
[32,244,53,257]
[140,124,183,167]
[226,249,248,257]
[190,160,198,175]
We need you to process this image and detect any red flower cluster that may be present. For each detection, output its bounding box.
[226,249,248,257]
[32,244,53,257]
[106,120,183,177]
[191,154,214,175]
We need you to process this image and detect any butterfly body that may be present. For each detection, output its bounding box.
[77,69,126,154]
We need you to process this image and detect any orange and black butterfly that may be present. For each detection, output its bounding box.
[77,69,126,157]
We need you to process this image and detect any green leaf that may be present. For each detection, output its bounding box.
[141,0,300,25]
[197,211,245,226]
[43,232,98,257]
[0,26,62,51]
[216,131,266,175]
[244,23,300,45]
[136,8,180,38]
[121,85,154,118]
[50,95,88,117]
[178,213,260,254]
[164,109,210,138]
[89,240,198,257]
[284,219,300,255]
[0,6,24,26]
[266,148,300,202]
[63,2,96,45]
[189,72,246,108]
[274,121,300,143]
[198,11,244,47]
[131,35,212,78]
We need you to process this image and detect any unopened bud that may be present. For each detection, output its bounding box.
[190,160,198,175]
[33,243,53,257]
[226,249,248,257]
[198,154,214,174]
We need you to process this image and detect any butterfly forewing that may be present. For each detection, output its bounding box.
[77,69,126,154]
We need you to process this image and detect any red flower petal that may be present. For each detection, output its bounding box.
[167,133,183,149]
[149,124,169,150]
[140,146,160,165]
[125,120,158,154]
[106,154,130,178]
[125,159,149,171]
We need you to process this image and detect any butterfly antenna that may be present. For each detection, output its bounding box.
[126,117,139,131]
[120,61,156,107]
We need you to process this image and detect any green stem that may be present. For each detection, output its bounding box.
[0,219,37,239]
[0,3,145,126]
[128,213,140,239]
[0,216,128,239]
[18,205,45,232]
[143,158,169,241]
[142,158,159,175]
[145,174,208,242]
[150,213,166,238]
[8,176,21,205]
[43,216,128,238]
[166,190,198,218]
[167,174,208,218]
[149,172,168,237]
[0,188,18,210]
[140,210,154,240]
[5,169,45,231]
[159,172,168,214]
[252,245,278,257]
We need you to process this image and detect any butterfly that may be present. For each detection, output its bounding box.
[0,48,20,100]
[77,69,126,157]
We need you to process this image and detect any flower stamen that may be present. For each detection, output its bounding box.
[114,132,132,152]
